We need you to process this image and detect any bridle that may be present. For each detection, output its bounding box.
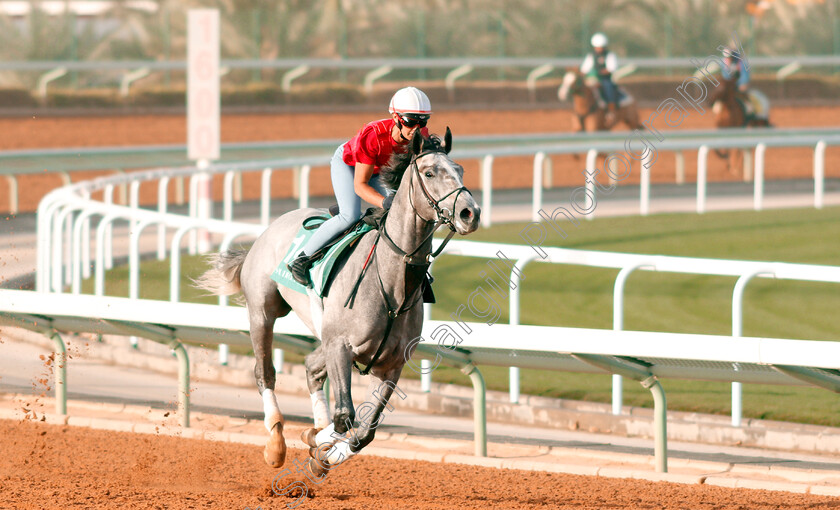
[380,147,470,265]
[348,146,473,376]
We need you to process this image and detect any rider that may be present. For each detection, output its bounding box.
[721,46,750,94]
[287,86,432,286]
[580,32,619,122]
[720,46,762,120]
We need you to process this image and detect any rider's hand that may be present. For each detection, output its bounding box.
[381,194,394,209]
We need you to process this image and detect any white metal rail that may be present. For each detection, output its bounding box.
[34,130,840,287]
[4,55,840,73]
[24,127,840,468]
[4,288,840,473]
[435,239,840,425]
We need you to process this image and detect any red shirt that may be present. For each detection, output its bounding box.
[342,118,429,174]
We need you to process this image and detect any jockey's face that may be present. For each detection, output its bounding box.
[594,46,606,54]
[392,113,423,143]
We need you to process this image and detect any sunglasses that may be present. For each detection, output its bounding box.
[399,114,428,128]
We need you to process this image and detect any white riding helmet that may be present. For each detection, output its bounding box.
[591,32,608,48]
[388,86,432,118]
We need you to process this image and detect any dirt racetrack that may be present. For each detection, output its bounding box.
[4,418,840,510]
[3,106,840,509]
[1,105,839,213]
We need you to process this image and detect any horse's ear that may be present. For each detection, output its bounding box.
[444,126,452,154]
[411,129,423,155]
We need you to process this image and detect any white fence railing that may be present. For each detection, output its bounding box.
[5,55,840,98]
[7,126,839,470]
[4,126,837,216]
[434,240,840,425]
[31,127,840,426]
[36,129,840,285]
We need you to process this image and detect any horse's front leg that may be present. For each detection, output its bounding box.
[310,369,406,475]
[310,339,356,445]
[349,368,405,453]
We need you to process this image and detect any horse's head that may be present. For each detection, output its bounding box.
[558,68,583,101]
[382,128,480,235]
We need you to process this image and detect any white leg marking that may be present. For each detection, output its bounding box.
[315,422,337,447]
[310,390,330,429]
[261,388,282,432]
[326,440,357,465]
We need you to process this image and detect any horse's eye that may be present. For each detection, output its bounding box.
[424,171,434,178]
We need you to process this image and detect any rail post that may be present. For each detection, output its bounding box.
[814,141,826,209]
[50,331,68,416]
[532,152,546,222]
[612,263,655,415]
[753,143,765,211]
[261,167,272,226]
[481,155,493,227]
[585,149,597,220]
[640,151,651,216]
[170,340,190,427]
[731,269,775,427]
[158,176,170,260]
[509,255,539,403]
[461,362,486,457]
[299,165,311,209]
[697,145,708,214]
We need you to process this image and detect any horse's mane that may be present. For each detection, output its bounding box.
[380,134,445,192]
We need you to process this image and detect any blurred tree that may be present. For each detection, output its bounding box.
[0,0,837,88]
[633,0,736,57]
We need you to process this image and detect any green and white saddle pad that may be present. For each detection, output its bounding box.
[271,217,374,297]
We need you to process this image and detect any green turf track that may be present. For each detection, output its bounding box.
[83,207,840,426]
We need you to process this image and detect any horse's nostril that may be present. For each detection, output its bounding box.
[459,208,473,221]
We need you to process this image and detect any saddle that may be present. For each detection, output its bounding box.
[584,78,633,109]
[742,89,770,120]
[270,206,435,303]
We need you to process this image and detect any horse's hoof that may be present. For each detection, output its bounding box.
[307,457,330,478]
[309,442,331,461]
[300,427,321,448]
[263,421,286,468]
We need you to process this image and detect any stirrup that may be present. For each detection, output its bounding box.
[287,253,314,286]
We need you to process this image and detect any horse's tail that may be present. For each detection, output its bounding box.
[193,249,248,296]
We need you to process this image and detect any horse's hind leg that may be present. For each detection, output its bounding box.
[243,280,291,468]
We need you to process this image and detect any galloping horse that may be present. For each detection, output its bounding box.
[196,129,480,476]
[709,75,771,175]
[557,68,641,132]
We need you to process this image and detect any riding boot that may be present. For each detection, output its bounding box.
[288,251,316,286]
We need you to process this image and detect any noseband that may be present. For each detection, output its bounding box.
[379,148,472,266]
[408,149,470,231]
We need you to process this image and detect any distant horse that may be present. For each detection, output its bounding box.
[558,68,641,133]
[196,129,480,477]
[709,75,771,175]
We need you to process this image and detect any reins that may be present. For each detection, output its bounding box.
[349,147,468,376]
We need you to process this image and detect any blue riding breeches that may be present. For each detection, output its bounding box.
[600,78,618,106]
[300,143,389,257]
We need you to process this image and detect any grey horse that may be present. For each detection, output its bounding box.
[196,129,480,475]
